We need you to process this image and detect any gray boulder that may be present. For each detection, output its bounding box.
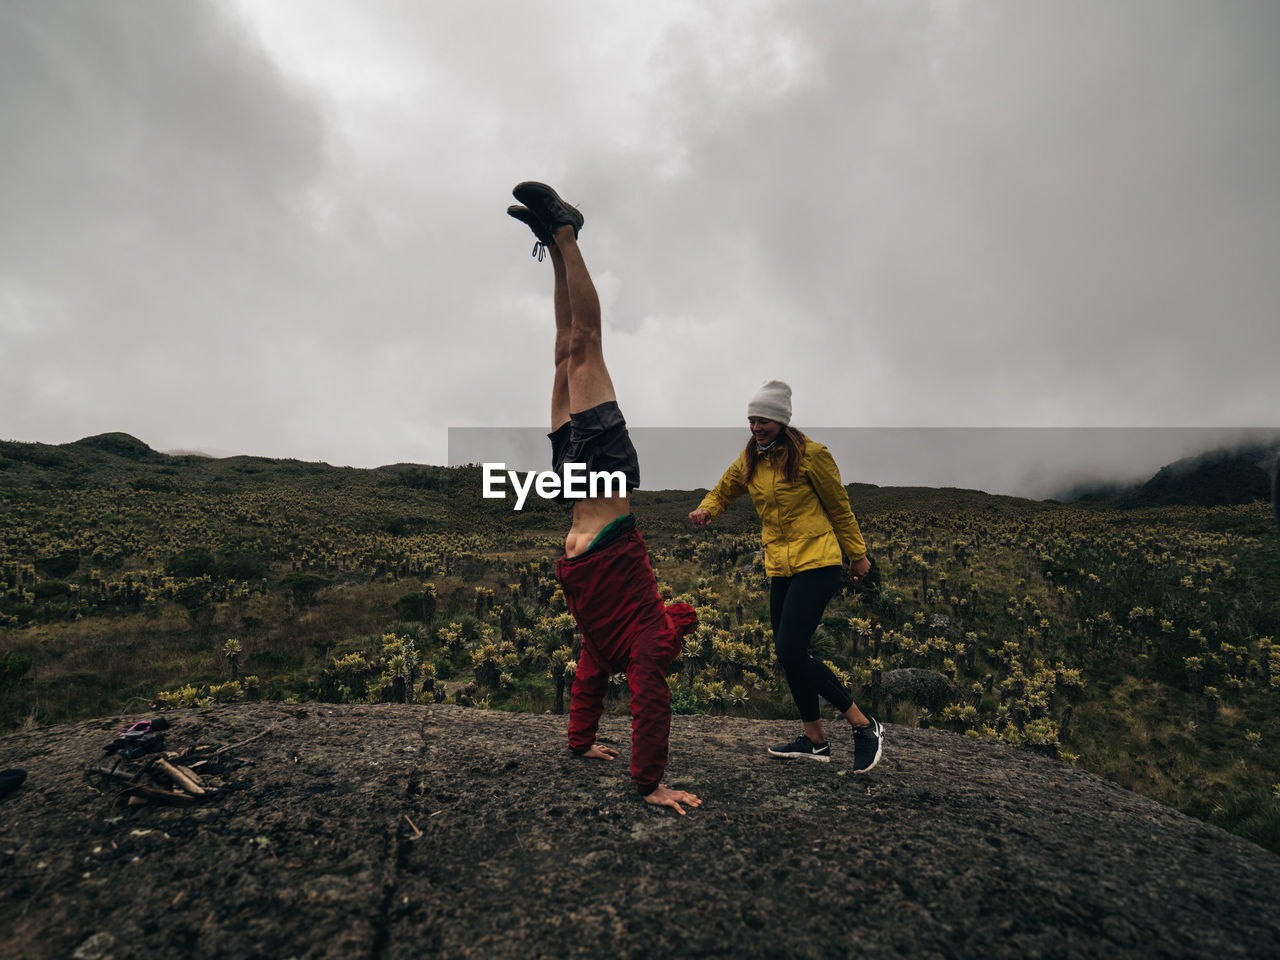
[883,667,957,711]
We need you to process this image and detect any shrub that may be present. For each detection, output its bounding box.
[0,650,33,687]
[668,679,702,715]
[32,580,71,600]
[168,547,217,579]
[1212,787,1280,856]
[281,572,332,605]
[174,579,215,622]
[35,553,79,579]
[155,684,211,708]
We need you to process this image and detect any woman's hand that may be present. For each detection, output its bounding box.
[848,556,871,582]
[688,508,712,527]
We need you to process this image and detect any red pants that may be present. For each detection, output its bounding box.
[557,526,697,795]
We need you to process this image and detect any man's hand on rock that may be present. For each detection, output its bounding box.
[643,784,702,815]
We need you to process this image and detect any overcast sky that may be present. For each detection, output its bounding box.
[3,1,1278,496]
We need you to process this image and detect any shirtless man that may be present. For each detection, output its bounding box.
[508,181,701,815]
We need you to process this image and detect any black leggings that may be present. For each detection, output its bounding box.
[770,565,853,724]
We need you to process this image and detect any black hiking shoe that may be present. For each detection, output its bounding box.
[512,181,584,241]
[507,204,554,261]
[767,734,831,762]
[852,717,884,773]
[0,769,27,798]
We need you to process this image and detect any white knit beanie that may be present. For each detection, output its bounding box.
[747,379,792,426]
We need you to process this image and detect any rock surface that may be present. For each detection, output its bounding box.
[2,703,1279,959]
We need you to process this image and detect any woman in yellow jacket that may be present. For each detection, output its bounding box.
[689,380,884,772]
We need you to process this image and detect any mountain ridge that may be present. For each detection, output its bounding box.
[2,432,1275,509]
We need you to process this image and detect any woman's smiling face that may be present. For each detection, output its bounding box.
[749,417,783,447]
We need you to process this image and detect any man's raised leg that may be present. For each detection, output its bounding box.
[553,226,617,416]
[549,247,572,432]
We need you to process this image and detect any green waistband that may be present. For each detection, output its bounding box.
[587,513,634,552]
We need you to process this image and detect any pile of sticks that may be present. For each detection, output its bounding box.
[90,749,215,806]
[88,726,273,807]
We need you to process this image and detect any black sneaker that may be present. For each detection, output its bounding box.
[512,181,584,240]
[852,717,884,773]
[507,204,554,260]
[767,734,831,762]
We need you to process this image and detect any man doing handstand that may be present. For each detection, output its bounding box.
[508,181,701,815]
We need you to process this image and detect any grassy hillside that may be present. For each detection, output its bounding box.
[2,434,1278,851]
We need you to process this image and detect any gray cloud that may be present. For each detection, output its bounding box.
[2,1,1277,489]
[591,1,1280,429]
[1,0,331,451]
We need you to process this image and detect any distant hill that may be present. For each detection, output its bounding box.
[1117,444,1277,508]
[69,432,161,461]
[4,432,1277,516]
[0,433,448,496]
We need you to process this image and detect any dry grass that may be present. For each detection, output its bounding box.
[2,578,459,727]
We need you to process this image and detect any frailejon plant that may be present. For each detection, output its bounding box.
[224,637,242,681]
[5,455,1277,850]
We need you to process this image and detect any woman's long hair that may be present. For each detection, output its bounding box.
[742,426,806,485]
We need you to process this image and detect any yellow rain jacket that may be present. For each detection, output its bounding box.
[697,436,867,577]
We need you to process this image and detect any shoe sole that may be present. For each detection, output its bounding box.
[512,182,583,234]
[767,749,831,762]
[507,205,552,245]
